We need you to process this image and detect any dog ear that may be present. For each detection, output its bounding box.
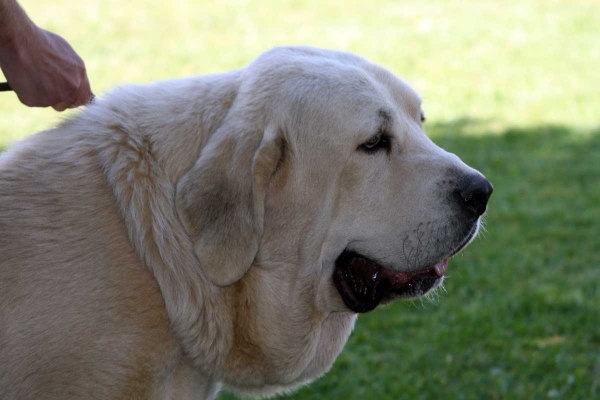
[176,121,285,286]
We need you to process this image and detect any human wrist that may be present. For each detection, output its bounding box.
[0,1,40,59]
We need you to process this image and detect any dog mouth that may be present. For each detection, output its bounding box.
[333,222,479,314]
[333,251,448,313]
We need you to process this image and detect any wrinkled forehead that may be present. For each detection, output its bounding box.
[247,47,423,135]
[366,64,423,118]
[301,64,422,137]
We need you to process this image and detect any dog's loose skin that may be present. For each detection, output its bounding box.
[0,47,491,399]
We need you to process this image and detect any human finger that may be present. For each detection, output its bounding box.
[51,101,70,112]
[69,74,93,108]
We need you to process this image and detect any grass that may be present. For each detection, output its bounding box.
[2,0,599,399]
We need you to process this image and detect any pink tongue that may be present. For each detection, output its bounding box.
[345,256,449,293]
[378,259,448,287]
[434,259,449,276]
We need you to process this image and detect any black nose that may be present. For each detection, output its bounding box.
[457,175,493,217]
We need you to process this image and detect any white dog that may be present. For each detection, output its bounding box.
[0,46,492,399]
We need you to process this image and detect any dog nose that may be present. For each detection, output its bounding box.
[457,175,493,217]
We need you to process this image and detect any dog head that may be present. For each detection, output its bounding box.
[176,46,492,396]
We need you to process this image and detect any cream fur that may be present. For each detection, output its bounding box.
[0,46,486,399]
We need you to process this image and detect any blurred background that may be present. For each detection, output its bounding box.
[1,0,599,398]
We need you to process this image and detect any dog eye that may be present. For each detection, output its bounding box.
[359,134,391,153]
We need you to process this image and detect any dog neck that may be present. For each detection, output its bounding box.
[70,73,244,380]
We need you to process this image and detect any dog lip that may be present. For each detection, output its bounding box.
[333,251,446,313]
[448,222,479,258]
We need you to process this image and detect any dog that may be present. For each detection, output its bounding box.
[0,46,492,399]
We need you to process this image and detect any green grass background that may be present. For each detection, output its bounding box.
[1,0,599,399]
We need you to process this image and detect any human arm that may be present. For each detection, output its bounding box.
[0,0,92,110]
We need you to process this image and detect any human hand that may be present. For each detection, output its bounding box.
[0,27,93,111]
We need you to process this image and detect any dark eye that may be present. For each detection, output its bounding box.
[359,134,391,153]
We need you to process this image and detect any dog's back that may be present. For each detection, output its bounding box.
[0,128,180,399]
